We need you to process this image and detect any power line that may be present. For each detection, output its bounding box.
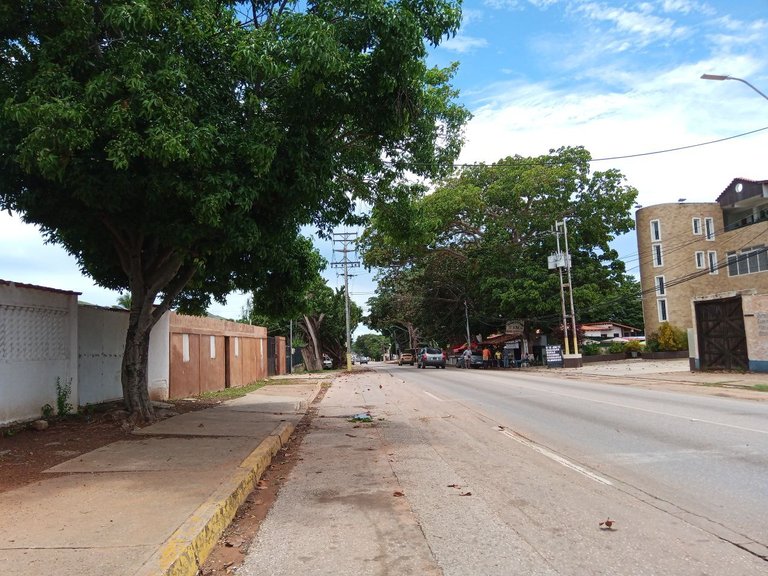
[331,232,360,369]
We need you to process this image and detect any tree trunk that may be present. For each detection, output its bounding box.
[104,220,197,422]
[406,322,419,350]
[121,291,158,422]
[301,313,325,371]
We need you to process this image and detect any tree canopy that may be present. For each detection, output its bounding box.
[0,0,468,417]
[361,147,642,346]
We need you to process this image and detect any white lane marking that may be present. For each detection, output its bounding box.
[513,380,768,435]
[423,391,444,402]
[499,429,613,486]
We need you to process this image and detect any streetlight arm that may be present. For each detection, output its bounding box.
[700,73,768,102]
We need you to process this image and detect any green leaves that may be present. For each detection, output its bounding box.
[0,0,467,317]
[363,147,642,343]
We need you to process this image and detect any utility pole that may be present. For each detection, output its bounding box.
[464,300,472,350]
[331,232,360,371]
[562,218,579,355]
[549,219,579,358]
[550,226,570,355]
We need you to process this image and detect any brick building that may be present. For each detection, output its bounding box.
[636,178,768,336]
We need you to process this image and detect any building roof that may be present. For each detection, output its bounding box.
[0,279,81,296]
[580,321,642,332]
[716,178,768,206]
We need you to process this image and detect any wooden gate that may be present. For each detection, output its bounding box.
[695,296,748,371]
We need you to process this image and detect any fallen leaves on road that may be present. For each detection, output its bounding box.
[393,491,405,497]
[599,518,616,530]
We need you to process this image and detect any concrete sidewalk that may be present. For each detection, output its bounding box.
[0,381,322,576]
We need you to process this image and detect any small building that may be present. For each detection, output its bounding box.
[580,322,643,340]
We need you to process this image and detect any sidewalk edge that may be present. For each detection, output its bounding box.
[134,422,295,576]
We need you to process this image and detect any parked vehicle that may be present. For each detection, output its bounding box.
[398,350,415,366]
[456,351,483,368]
[322,354,333,369]
[417,347,446,369]
[360,356,369,364]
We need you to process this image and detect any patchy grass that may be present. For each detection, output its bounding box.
[697,381,768,392]
[195,377,331,401]
[198,380,267,400]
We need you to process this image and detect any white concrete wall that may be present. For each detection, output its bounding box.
[0,282,79,425]
[1,281,172,424]
[78,305,128,405]
[148,312,170,401]
[78,305,171,405]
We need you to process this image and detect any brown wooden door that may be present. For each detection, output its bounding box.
[695,297,748,371]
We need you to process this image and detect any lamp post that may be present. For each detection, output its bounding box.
[700,74,768,102]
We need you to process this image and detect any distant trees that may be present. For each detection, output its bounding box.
[362,147,642,345]
[354,334,390,361]
[1,0,467,418]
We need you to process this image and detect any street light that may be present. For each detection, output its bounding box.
[700,74,768,102]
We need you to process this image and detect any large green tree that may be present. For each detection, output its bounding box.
[354,333,390,361]
[362,147,642,346]
[0,0,468,419]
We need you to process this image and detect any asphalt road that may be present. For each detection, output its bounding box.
[385,363,768,561]
[241,365,768,575]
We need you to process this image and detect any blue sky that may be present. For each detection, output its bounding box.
[2,0,767,326]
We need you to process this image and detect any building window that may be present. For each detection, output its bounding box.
[210,335,216,359]
[650,219,661,241]
[727,246,768,276]
[652,243,663,267]
[234,336,240,358]
[692,217,701,235]
[655,275,666,296]
[704,217,715,240]
[695,251,705,269]
[182,334,190,363]
[658,299,668,322]
[708,251,718,274]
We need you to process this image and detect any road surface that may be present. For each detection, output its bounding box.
[240,365,768,575]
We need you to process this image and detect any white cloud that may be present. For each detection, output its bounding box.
[483,0,523,9]
[442,34,490,53]
[458,58,768,217]
[575,2,689,45]
[660,0,716,16]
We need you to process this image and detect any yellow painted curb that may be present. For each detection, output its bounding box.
[134,422,295,576]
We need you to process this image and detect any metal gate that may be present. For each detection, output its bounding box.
[267,336,277,376]
[695,296,748,371]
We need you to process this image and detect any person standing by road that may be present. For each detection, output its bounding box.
[482,347,491,369]
[462,348,472,369]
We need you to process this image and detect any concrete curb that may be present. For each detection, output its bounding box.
[134,422,295,576]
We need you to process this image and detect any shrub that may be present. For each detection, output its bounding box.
[56,377,74,416]
[582,342,601,356]
[657,322,688,351]
[608,342,625,354]
[645,333,660,352]
[624,340,643,353]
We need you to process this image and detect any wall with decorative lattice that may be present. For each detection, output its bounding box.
[0,281,79,424]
